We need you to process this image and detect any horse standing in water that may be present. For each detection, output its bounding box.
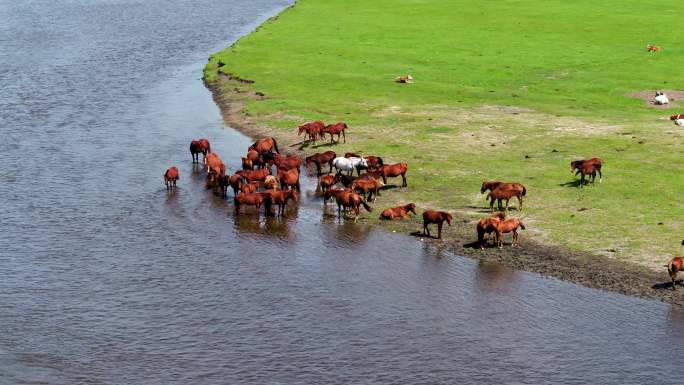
[263,189,299,216]
[164,167,179,189]
[351,178,384,202]
[319,174,341,193]
[422,210,453,239]
[305,151,337,176]
[189,138,211,163]
[278,168,300,191]
[481,181,526,211]
[379,203,416,220]
[322,122,347,144]
[570,158,603,187]
[234,192,268,215]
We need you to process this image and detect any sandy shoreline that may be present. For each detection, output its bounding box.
[205,74,684,305]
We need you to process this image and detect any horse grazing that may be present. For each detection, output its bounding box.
[666,257,684,290]
[322,122,347,144]
[491,218,526,248]
[476,212,506,249]
[263,189,299,216]
[319,174,341,192]
[351,178,384,202]
[234,192,268,215]
[249,137,280,154]
[570,158,603,187]
[305,151,336,176]
[235,168,270,183]
[298,120,326,142]
[333,156,368,176]
[379,203,416,220]
[422,210,453,239]
[378,163,408,187]
[278,168,300,191]
[481,181,526,211]
[189,139,211,163]
[164,167,179,189]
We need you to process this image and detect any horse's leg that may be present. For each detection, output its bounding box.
[402,173,407,187]
[330,133,334,144]
[437,222,443,239]
[342,130,346,143]
[580,172,585,188]
[598,168,603,183]
[513,229,518,246]
[489,197,495,212]
[424,222,430,237]
[517,195,523,211]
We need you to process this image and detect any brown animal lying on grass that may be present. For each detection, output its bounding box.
[647,44,660,52]
[379,203,416,220]
[666,257,684,290]
[395,75,413,83]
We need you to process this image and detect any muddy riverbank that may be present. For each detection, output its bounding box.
[206,74,684,305]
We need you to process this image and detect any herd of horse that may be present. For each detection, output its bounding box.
[164,123,684,290]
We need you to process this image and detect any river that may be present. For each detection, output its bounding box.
[1,1,684,384]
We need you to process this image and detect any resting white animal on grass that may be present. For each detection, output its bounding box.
[655,91,669,105]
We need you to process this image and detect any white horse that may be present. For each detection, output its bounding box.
[655,91,669,105]
[332,156,368,176]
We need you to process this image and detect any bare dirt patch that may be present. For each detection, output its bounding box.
[626,90,684,109]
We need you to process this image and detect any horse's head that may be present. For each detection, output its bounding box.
[480,181,489,194]
[445,212,453,225]
[298,125,307,135]
[493,211,506,220]
[407,203,417,215]
[570,160,583,172]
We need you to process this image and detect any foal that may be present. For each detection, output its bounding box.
[491,218,526,248]
[570,158,603,187]
[422,210,453,239]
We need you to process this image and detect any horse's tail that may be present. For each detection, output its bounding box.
[272,138,280,153]
[378,157,384,166]
[206,142,211,154]
[521,186,527,196]
[361,200,372,212]
[667,261,675,277]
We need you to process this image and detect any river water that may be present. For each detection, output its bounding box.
[1,1,684,384]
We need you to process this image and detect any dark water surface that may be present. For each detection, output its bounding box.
[2,1,684,384]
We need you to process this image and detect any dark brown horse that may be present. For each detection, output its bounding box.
[234,192,268,215]
[378,163,408,187]
[351,178,384,202]
[305,151,337,176]
[666,257,684,290]
[319,174,341,192]
[278,168,300,191]
[363,156,384,170]
[249,137,280,154]
[263,189,299,216]
[490,218,526,248]
[481,181,526,211]
[570,158,603,187]
[164,167,179,189]
[422,210,452,239]
[379,203,416,220]
[476,212,506,249]
[189,139,211,163]
[298,121,326,142]
[322,122,347,144]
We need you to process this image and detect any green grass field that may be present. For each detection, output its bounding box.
[205,0,684,268]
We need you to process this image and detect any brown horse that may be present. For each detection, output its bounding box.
[476,212,506,249]
[298,121,326,142]
[344,152,361,158]
[322,122,347,144]
[235,168,270,183]
[263,189,299,216]
[245,149,268,169]
[491,218,525,248]
[364,156,384,170]
[324,189,370,219]
[379,203,416,220]
[422,210,452,239]
[218,174,242,197]
[570,158,603,187]
[270,153,302,172]
[378,163,408,187]
[278,168,300,191]
[305,151,337,176]
[241,157,253,170]
[351,178,384,202]
[249,137,280,154]
[234,192,268,215]
[164,167,179,189]
[319,174,341,192]
[481,181,526,211]
[189,139,211,162]
[666,257,684,290]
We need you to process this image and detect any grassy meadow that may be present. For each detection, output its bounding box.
[205,0,684,268]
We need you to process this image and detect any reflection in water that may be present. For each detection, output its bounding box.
[2,0,684,384]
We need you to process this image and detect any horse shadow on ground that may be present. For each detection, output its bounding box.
[559,179,599,188]
[651,280,683,291]
[311,142,337,149]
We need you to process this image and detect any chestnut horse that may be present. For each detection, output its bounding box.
[476,212,506,249]
[422,210,453,239]
[241,157,253,170]
[164,167,179,189]
[234,192,268,215]
[235,168,270,183]
[481,181,526,211]
[324,189,370,219]
[249,137,280,154]
[570,158,603,187]
[323,122,347,144]
[665,257,684,290]
[378,163,408,187]
[245,149,268,169]
[298,120,326,142]
[351,178,384,202]
[263,189,299,216]
[491,218,525,248]
[305,151,337,176]
[204,152,223,175]
[270,153,302,172]
[278,168,300,191]
[189,139,211,163]
[319,174,341,192]
[219,174,243,197]
[364,156,384,170]
[379,203,416,220]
